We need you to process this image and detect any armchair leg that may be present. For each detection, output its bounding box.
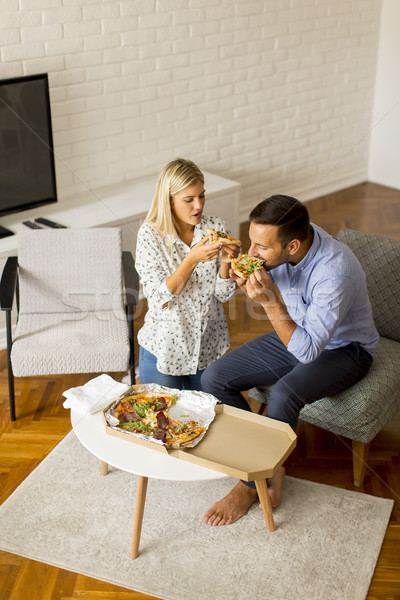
[257,402,267,415]
[5,312,16,421]
[7,363,16,422]
[352,440,370,487]
[126,304,135,386]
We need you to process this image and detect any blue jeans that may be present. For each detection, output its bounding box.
[139,346,204,391]
[201,331,373,489]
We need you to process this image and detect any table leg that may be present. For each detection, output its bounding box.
[255,479,276,532]
[100,461,108,476]
[131,475,149,559]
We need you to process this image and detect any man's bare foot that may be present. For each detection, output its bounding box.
[203,481,258,526]
[265,466,286,509]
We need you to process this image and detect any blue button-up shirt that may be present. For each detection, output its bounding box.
[270,223,379,363]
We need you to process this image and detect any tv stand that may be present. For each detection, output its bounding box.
[0,225,14,239]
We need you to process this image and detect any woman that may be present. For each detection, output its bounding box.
[135,158,240,390]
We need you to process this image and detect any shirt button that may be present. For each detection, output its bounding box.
[291,287,295,291]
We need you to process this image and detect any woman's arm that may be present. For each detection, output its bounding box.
[165,236,222,295]
[135,226,176,305]
[218,243,240,279]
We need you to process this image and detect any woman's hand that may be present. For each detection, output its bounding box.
[166,235,220,295]
[220,242,241,263]
[188,235,222,264]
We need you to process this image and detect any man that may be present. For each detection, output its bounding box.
[201,195,379,526]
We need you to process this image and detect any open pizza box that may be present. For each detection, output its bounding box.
[103,384,297,481]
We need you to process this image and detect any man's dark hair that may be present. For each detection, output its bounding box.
[249,194,310,247]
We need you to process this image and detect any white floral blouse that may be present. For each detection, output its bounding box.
[135,215,237,376]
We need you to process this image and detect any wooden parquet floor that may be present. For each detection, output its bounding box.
[0,181,399,599]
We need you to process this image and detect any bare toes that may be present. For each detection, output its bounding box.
[203,482,258,527]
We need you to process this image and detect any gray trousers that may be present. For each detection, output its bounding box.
[201,331,373,488]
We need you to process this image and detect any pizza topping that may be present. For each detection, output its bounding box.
[119,410,141,422]
[153,429,167,442]
[156,411,169,430]
[231,254,265,278]
[238,254,264,272]
[111,391,205,446]
[207,227,241,246]
[122,420,152,433]
[149,397,168,411]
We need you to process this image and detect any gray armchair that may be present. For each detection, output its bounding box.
[0,228,139,421]
[249,229,400,487]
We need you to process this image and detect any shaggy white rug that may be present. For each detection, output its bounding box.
[0,431,393,600]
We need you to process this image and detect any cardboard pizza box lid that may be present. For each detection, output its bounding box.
[171,404,297,480]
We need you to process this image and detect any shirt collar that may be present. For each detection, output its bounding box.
[290,224,320,271]
[173,220,204,248]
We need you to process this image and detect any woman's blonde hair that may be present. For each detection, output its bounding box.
[144,158,204,243]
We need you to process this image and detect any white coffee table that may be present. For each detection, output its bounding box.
[71,407,230,558]
[71,403,286,559]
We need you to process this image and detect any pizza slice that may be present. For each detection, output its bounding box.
[168,419,206,445]
[113,393,176,421]
[207,227,241,245]
[112,393,204,446]
[231,254,265,278]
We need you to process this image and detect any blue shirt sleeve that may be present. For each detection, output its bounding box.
[287,275,357,363]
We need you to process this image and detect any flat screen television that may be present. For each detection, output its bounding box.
[0,73,57,238]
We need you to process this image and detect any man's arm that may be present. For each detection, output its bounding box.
[234,267,359,364]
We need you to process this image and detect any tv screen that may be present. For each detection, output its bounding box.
[0,73,57,238]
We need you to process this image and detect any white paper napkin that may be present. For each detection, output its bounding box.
[62,374,130,415]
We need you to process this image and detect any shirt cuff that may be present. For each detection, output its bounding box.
[215,274,236,302]
[157,280,176,302]
[216,273,236,288]
[216,272,234,283]
[287,325,309,360]
[287,325,321,363]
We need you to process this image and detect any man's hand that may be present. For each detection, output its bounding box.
[231,267,296,346]
[230,267,276,306]
[245,268,277,307]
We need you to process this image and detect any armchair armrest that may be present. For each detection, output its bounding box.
[122,251,139,307]
[0,256,18,311]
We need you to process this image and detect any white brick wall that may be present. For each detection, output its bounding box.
[0,0,382,220]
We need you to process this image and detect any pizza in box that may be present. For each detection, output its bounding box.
[104,385,217,448]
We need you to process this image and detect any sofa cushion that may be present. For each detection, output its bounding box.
[11,309,130,376]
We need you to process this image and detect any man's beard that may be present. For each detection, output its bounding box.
[257,252,291,271]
